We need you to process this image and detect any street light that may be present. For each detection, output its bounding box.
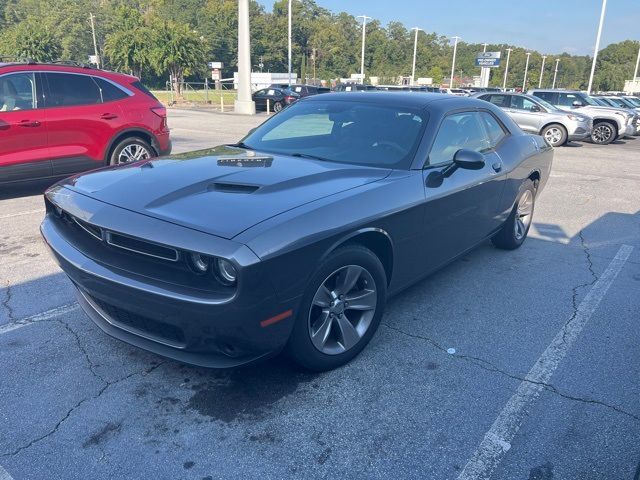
[587,0,607,94]
[357,15,371,84]
[411,27,422,86]
[449,36,461,88]
[288,0,292,86]
[502,48,513,90]
[538,55,547,88]
[552,58,560,89]
[633,45,640,81]
[522,52,531,91]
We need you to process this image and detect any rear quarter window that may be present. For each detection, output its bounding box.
[131,81,158,100]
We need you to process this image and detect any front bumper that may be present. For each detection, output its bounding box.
[40,189,297,368]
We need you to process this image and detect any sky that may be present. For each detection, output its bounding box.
[257,0,640,55]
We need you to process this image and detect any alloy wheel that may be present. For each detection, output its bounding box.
[308,265,377,355]
[117,144,151,164]
[544,127,563,146]
[514,189,534,240]
[592,124,613,144]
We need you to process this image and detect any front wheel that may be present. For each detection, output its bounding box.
[541,124,567,147]
[491,179,536,250]
[273,101,283,113]
[591,121,616,145]
[286,245,387,371]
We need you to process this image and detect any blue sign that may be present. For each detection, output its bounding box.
[475,52,501,68]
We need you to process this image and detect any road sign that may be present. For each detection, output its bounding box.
[208,61,223,69]
[211,69,221,80]
[475,51,502,68]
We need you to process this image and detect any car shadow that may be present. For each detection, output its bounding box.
[563,141,584,148]
[0,179,60,200]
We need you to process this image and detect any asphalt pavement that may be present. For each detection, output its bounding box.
[0,109,639,480]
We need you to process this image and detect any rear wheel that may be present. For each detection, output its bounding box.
[491,179,536,250]
[541,123,567,147]
[109,137,154,166]
[591,121,616,145]
[286,245,387,371]
[273,101,283,113]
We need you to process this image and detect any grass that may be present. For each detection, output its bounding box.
[151,89,237,107]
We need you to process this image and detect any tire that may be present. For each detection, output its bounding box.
[491,179,536,250]
[541,123,567,147]
[109,137,155,166]
[273,101,283,113]
[286,245,387,371]
[591,121,616,145]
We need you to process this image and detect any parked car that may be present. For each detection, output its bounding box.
[528,89,636,144]
[473,92,591,147]
[42,92,552,371]
[597,95,640,112]
[282,84,330,97]
[0,60,171,185]
[332,83,377,92]
[622,96,640,108]
[442,88,469,96]
[252,87,299,112]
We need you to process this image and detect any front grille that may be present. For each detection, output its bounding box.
[86,292,186,346]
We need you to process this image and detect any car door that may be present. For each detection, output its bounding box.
[420,110,506,270]
[0,72,50,183]
[43,72,124,176]
[507,95,545,133]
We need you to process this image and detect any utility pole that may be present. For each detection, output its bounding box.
[587,0,607,94]
[480,42,489,88]
[411,28,421,86]
[552,58,560,89]
[522,52,531,91]
[538,55,547,88]
[357,15,371,84]
[633,45,640,81]
[449,36,461,88]
[502,48,512,90]
[311,48,317,85]
[288,0,293,85]
[234,0,255,114]
[89,13,100,68]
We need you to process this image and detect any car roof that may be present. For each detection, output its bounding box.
[0,62,137,82]
[304,91,487,110]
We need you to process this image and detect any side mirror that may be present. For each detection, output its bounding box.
[530,104,541,112]
[453,149,485,170]
[572,100,583,107]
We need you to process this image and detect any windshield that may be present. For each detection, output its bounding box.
[625,96,640,107]
[582,95,599,106]
[239,100,428,169]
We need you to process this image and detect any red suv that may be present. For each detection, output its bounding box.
[0,61,171,185]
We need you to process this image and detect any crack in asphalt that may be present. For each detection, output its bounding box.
[55,317,109,385]
[0,361,165,458]
[382,323,640,422]
[1,281,16,323]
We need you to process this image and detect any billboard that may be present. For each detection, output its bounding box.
[475,51,502,68]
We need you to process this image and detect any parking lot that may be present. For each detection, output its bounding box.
[1,109,639,480]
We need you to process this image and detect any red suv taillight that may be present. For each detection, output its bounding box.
[285,96,295,103]
[151,106,169,131]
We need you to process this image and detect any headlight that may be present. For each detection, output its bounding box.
[567,114,586,122]
[215,258,238,285]
[189,252,212,274]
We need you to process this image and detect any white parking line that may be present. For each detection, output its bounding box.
[458,244,633,480]
[0,464,14,480]
[0,209,45,220]
[0,303,79,335]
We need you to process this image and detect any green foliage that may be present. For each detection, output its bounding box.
[0,0,637,91]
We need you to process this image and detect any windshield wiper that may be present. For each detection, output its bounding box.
[229,141,253,149]
[290,152,332,162]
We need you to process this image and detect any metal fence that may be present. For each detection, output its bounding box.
[163,79,237,112]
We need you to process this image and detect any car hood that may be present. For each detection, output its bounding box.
[62,146,391,239]
[574,105,629,117]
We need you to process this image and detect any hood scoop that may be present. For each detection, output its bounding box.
[208,182,260,194]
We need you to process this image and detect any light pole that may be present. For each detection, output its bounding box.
[552,58,560,88]
[288,0,292,86]
[538,55,547,88]
[633,45,640,81]
[411,27,422,86]
[89,13,100,68]
[587,0,607,94]
[234,0,255,114]
[449,36,461,88]
[522,52,531,91]
[357,15,371,84]
[502,48,512,90]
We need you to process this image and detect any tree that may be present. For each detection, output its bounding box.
[104,6,152,78]
[0,20,61,61]
[149,20,207,97]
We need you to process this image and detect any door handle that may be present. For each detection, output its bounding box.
[17,120,41,127]
[492,162,502,173]
[100,113,118,120]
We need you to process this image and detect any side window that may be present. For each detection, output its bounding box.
[429,112,491,165]
[45,73,102,107]
[486,94,509,107]
[510,96,538,111]
[94,77,128,102]
[534,91,557,104]
[254,89,267,96]
[480,112,507,147]
[557,93,581,107]
[0,73,36,111]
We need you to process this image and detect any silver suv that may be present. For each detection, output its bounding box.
[472,92,591,147]
[528,89,636,145]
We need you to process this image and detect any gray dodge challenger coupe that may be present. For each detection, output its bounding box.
[41,92,553,371]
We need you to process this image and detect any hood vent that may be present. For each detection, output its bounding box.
[209,182,260,194]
